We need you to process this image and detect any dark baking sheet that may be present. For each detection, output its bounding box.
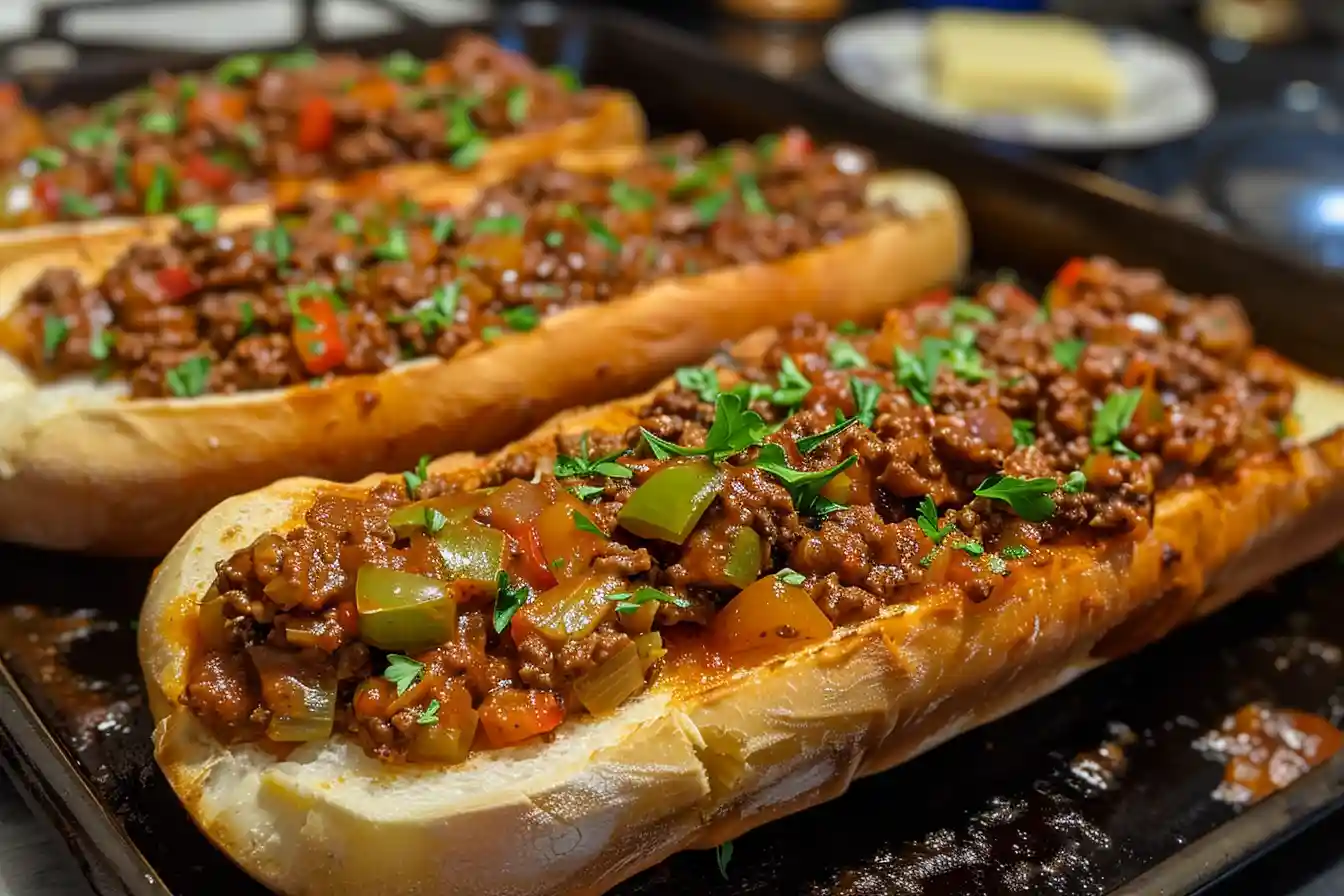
[2,8,1344,896]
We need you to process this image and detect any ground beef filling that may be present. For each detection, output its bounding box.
[0,34,598,224]
[7,129,881,397]
[182,259,1296,762]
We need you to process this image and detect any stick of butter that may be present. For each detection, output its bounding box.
[925,10,1123,118]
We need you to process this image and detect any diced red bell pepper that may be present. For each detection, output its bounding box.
[296,96,335,153]
[156,266,200,303]
[0,83,20,108]
[186,89,247,127]
[1053,257,1088,291]
[183,152,236,192]
[291,298,348,375]
[30,174,61,216]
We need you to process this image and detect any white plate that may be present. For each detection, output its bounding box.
[825,10,1217,150]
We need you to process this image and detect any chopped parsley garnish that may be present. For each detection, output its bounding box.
[176,204,218,232]
[382,50,424,83]
[239,301,255,335]
[59,193,99,219]
[402,454,431,496]
[944,327,991,382]
[571,510,605,538]
[948,298,995,324]
[450,136,488,169]
[894,343,938,406]
[215,53,265,84]
[493,571,530,633]
[834,320,869,336]
[252,224,293,266]
[89,329,115,361]
[579,214,622,254]
[775,568,806,586]
[987,554,1009,576]
[958,541,985,556]
[165,356,211,397]
[505,85,530,125]
[796,416,859,455]
[756,133,781,160]
[1012,419,1036,447]
[1001,544,1030,560]
[112,152,131,193]
[139,110,178,134]
[716,841,734,880]
[609,179,656,213]
[754,444,858,518]
[827,338,869,371]
[1053,338,1086,372]
[473,215,524,237]
[417,700,440,726]
[273,47,318,69]
[608,586,690,614]
[675,366,720,403]
[548,64,582,92]
[1092,389,1143,459]
[693,190,730,225]
[26,146,64,171]
[554,433,633,480]
[384,654,424,696]
[373,226,410,262]
[423,507,449,535]
[68,124,116,151]
[431,214,455,243]
[502,305,540,332]
[569,484,604,501]
[851,377,881,427]
[1063,470,1087,494]
[235,122,263,149]
[480,326,504,343]
[143,165,172,215]
[544,230,564,248]
[973,474,1057,522]
[916,496,956,545]
[737,173,771,215]
[333,211,360,236]
[641,392,768,464]
[770,356,812,408]
[41,316,68,360]
[390,282,460,335]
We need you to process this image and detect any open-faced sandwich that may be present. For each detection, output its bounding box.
[139,256,1344,896]
[0,129,967,554]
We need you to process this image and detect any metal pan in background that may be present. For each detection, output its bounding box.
[1,7,1343,896]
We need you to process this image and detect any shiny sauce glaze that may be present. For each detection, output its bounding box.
[0,34,599,226]
[179,258,1297,763]
[2,129,881,398]
[1194,703,1342,806]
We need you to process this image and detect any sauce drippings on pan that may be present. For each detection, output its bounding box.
[1193,703,1342,806]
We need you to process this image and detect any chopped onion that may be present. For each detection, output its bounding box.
[572,643,646,714]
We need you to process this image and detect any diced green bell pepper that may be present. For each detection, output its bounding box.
[355,566,457,652]
[721,528,763,589]
[617,460,723,544]
[436,520,506,594]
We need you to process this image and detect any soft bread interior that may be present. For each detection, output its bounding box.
[138,363,1344,896]
[0,170,968,555]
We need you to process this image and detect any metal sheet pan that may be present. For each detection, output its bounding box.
[1,8,1342,896]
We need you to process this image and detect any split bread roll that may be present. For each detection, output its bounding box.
[139,276,1344,896]
[0,93,646,271]
[0,163,968,556]
[926,10,1124,118]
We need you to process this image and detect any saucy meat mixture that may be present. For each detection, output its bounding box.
[0,34,597,226]
[4,129,877,397]
[183,258,1296,763]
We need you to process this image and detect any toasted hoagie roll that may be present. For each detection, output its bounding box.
[0,34,644,257]
[140,258,1344,896]
[0,130,968,554]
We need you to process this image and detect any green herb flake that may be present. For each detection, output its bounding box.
[716,841,734,880]
[382,50,424,83]
[176,204,218,232]
[641,392,769,465]
[828,338,869,371]
[1012,418,1036,447]
[775,568,806,586]
[59,193,99,219]
[1092,388,1143,459]
[608,586,690,614]
[770,355,813,408]
[502,305,540,332]
[1063,470,1087,494]
[553,433,634,480]
[948,297,995,324]
[544,230,564,248]
[609,179,656,213]
[333,211,361,236]
[26,146,65,171]
[1001,544,1030,560]
[796,416,859,455]
[89,329,115,362]
[675,366,720,404]
[416,699,440,726]
[988,554,1009,575]
[958,541,985,556]
[973,474,1058,522]
[549,65,582,93]
[165,356,211,398]
[139,110,178,135]
[431,214,455,243]
[373,226,411,262]
[215,53,265,84]
[692,190,731,225]
[850,377,881,428]
[505,85,530,125]
[569,484,605,502]
[402,454,431,497]
[423,508,449,535]
[239,301,255,335]
[472,214,524,237]
[384,654,424,696]
[916,496,957,545]
[1053,338,1087,372]
[754,444,858,518]
[41,316,69,360]
[450,136,488,170]
[492,571,530,633]
[737,172,771,216]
